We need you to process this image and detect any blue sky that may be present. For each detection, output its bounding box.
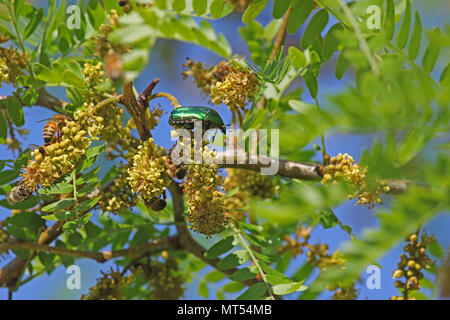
[0,0,448,300]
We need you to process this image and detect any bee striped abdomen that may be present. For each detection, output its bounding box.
[43,122,57,144]
[42,114,68,145]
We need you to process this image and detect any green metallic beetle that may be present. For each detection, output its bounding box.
[169,106,227,134]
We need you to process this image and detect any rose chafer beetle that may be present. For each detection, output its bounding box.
[169,106,227,134]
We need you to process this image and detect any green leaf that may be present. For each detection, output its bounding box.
[242,0,267,25]
[272,281,307,295]
[0,111,7,143]
[236,282,268,300]
[0,23,15,39]
[109,25,153,44]
[384,0,395,41]
[210,0,225,19]
[396,0,411,49]
[223,281,245,293]
[288,46,306,69]
[57,23,72,53]
[287,0,313,35]
[408,10,422,60]
[237,221,263,234]
[322,23,343,61]
[335,50,350,80]
[319,209,338,229]
[198,281,209,298]
[33,63,60,84]
[172,0,186,12]
[422,28,441,73]
[301,9,329,49]
[408,291,428,300]
[87,0,106,29]
[204,270,226,282]
[229,266,258,281]
[273,0,291,19]
[86,144,106,159]
[23,7,44,40]
[303,71,318,98]
[0,170,20,185]
[427,241,443,258]
[42,210,77,221]
[397,129,429,165]
[6,96,24,127]
[440,62,450,85]
[41,199,75,212]
[39,182,73,195]
[218,250,249,270]
[77,197,100,212]
[292,262,314,281]
[63,70,86,88]
[226,187,240,198]
[193,0,207,15]
[205,236,235,259]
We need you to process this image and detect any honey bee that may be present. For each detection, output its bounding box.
[149,191,167,212]
[7,184,33,205]
[39,114,70,146]
[150,198,167,212]
[164,157,186,180]
[118,0,132,13]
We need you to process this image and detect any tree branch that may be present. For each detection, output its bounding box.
[0,236,179,263]
[216,149,410,194]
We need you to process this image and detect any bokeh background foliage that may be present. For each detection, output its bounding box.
[0,0,448,300]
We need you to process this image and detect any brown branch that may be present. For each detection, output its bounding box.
[257,7,292,110]
[0,236,179,263]
[119,79,160,140]
[216,149,410,194]
[270,7,293,61]
[35,88,69,113]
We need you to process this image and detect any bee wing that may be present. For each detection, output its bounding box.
[36,117,54,124]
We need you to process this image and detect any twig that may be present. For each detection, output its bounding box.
[314,97,327,164]
[257,7,292,110]
[337,0,379,75]
[148,92,181,108]
[0,236,179,263]
[234,227,275,300]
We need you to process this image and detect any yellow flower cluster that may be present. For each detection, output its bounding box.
[183,146,226,236]
[93,10,128,58]
[82,268,133,300]
[20,104,104,191]
[277,225,358,300]
[99,162,138,215]
[0,46,29,87]
[97,103,138,154]
[0,34,9,44]
[0,220,9,246]
[391,232,435,300]
[321,153,389,208]
[132,258,186,300]
[127,139,170,202]
[210,65,259,113]
[277,225,312,257]
[82,60,107,104]
[182,59,259,113]
[223,169,279,220]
